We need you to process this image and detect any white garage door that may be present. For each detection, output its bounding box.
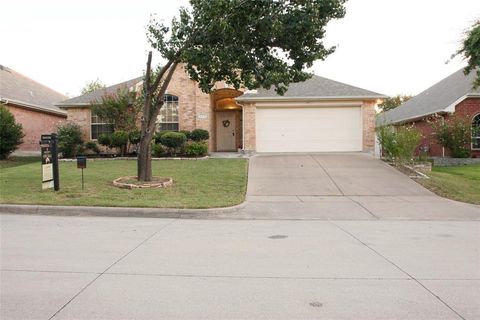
[256,106,362,152]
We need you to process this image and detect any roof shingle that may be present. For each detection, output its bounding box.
[0,65,67,115]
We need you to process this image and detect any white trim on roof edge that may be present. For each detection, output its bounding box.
[236,95,387,102]
[1,97,67,116]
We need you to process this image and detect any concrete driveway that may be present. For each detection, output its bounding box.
[238,153,480,220]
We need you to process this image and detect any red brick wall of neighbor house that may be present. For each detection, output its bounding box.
[411,97,480,157]
[5,104,66,152]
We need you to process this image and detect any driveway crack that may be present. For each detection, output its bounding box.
[310,155,344,196]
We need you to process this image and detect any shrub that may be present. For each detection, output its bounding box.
[153,131,172,144]
[97,134,112,148]
[110,131,129,156]
[160,132,187,155]
[128,129,141,145]
[57,122,84,158]
[433,116,471,158]
[190,129,209,141]
[0,105,24,159]
[185,141,208,157]
[151,144,167,157]
[84,141,100,154]
[180,130,192,140]
[377,125,422,164]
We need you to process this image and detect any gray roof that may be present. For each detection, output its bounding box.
[378,68,480,125]
[0,65,67,116]
[57,76,143,107]
[237,75,386,101]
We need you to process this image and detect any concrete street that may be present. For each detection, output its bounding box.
[1,154,480,319]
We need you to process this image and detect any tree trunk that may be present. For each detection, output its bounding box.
[137,135,153,181]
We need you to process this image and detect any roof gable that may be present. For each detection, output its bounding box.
[0,65,67,115]
[379,68,480,125]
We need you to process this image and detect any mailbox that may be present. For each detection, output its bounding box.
[77,156,87,169]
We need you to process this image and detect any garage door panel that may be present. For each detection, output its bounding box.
[256,107,362,152]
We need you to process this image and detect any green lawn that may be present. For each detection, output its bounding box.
[418,164,480,205]
[0,158,248,208]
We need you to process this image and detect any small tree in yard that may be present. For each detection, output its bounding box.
[377,125,422,164]
[137,0,347,181]
[57,122,84,158]
[433,115,472,158]
[0,105,24,159]
[81,78,105,95]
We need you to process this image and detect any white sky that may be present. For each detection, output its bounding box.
[2,0,479,98]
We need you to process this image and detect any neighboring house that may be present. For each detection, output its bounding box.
[0,65,67,153]
[56,64,385,153]
[378,69,480,158]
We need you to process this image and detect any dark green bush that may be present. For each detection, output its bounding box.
[160,132,187,149]
[97,134,112,148]
[57,122,84,158]
[128,129,141,145]
[433,116,471,158]
[190,129,210,141]
[84,141,100,154]
[185,141,208,157]
[180,130,192,140]
[0,105,24,159]
[110,131,129,156]
[151,144,167,157]
[153,131,173,144]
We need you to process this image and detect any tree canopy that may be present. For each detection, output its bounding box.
[81,78,106,95]
[453,20,480,88]
[137,0,347,181]
[378,95,413,112]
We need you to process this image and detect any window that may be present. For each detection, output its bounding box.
[91,113,114,139]
[157,94,179,132]
[473,114,480,150]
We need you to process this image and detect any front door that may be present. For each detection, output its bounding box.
[216,112,236,151]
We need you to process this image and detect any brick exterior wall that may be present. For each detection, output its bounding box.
[362,101,376,153]
[5,104,66,152]
[242,103,256,151]
[409,97,480,158]
[61,65,379,154]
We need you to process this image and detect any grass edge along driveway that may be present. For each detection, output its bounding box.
[417,164,480,205]
[0,158,248,209]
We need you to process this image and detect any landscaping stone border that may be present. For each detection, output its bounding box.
[432,157,480,167]
[113,176,173,189]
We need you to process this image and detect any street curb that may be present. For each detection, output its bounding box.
[0,202,247,219]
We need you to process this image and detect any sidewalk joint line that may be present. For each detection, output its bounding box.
[331,221,466,320]
[48,219,178,320]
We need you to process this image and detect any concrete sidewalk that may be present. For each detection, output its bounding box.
[1,214,478,319]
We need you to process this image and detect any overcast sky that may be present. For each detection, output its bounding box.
[2,0,479,98]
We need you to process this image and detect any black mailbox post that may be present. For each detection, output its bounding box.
[77,156,87,189]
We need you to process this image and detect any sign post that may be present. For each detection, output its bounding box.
[39,133,59,191]
[76,156,87,190]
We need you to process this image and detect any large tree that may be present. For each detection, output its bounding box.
[453,20,480,88]
[378,94,412,112]
[81,78,105,95]
[138,0,347,181]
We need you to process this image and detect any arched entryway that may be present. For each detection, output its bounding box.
[212,88,244,151]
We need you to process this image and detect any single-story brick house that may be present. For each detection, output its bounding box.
[378,69,480,158]
[0,65,67,153]
[56,64,385,153]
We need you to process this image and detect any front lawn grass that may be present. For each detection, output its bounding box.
[0,158,248,208]
[417,164,480,205]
